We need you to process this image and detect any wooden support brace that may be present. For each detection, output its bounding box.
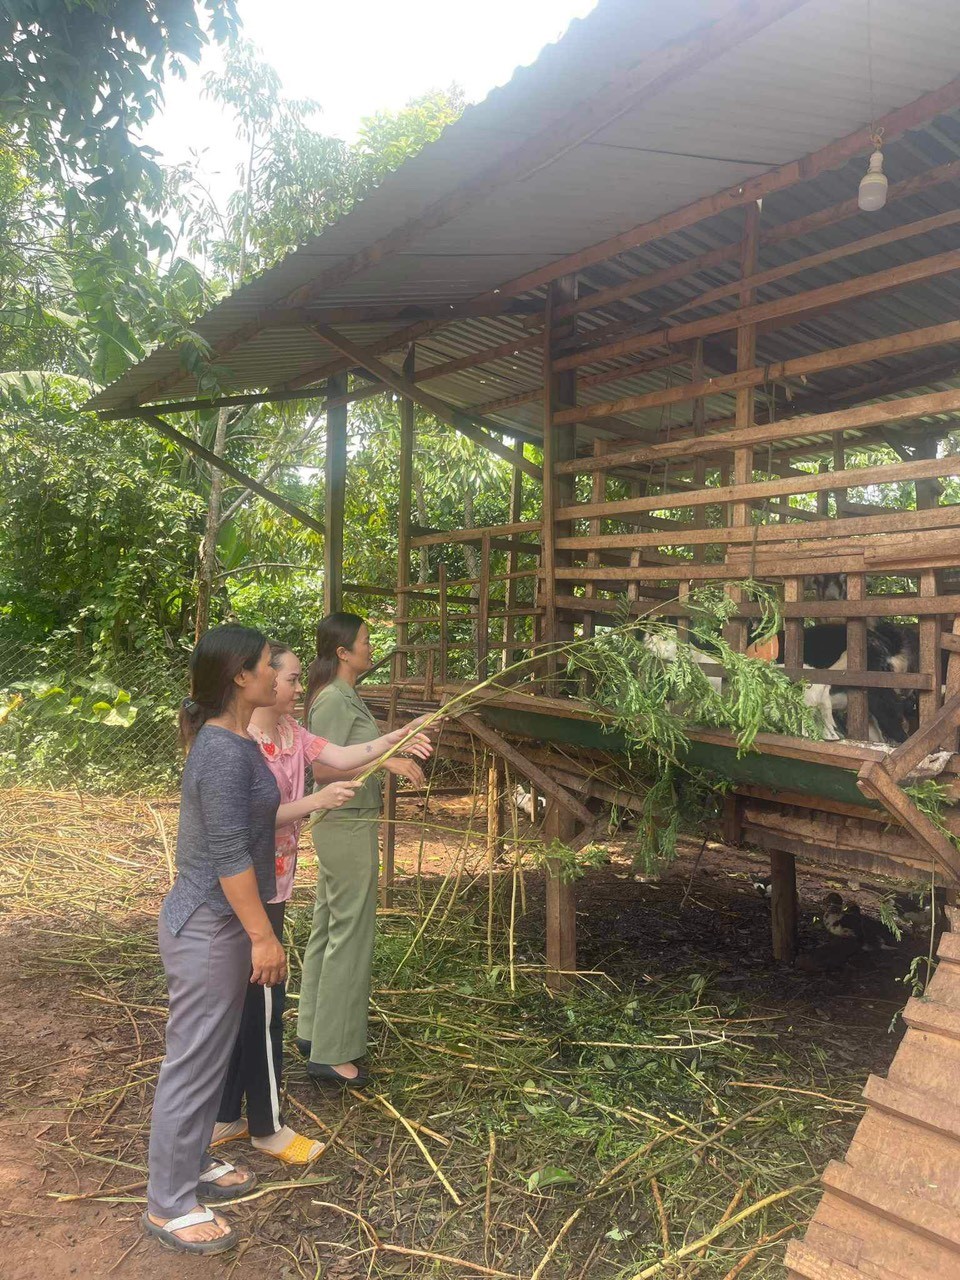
[456,713,595,827]
[141,412,325,536]
[857,760,960,882]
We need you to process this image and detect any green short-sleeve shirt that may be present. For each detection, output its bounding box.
[308,677,383,812]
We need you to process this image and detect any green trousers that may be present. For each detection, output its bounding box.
[297,808,380,1064]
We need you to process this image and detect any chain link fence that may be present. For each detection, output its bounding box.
[0,642,186,792]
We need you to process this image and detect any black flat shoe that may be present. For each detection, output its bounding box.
[295,1037,311,1059]
[307,1062,369,1089]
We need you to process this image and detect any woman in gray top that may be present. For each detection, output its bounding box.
[143,624,433,1255]
[143,625,286,1254]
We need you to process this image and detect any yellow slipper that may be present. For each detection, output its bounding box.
[252,1133,323,1165]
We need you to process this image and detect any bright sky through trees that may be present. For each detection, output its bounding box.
[144,0,599,203]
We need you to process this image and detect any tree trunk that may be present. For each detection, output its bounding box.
[195,406,230,641]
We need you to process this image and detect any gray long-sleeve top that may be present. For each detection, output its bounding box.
[162,724,281,935]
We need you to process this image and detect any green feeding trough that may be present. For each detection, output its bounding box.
[477,705,875,809]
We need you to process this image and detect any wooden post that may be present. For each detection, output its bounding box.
[690,340,708,565]
[478,531,491,679]
[381,684,399,908]
[544,800,578,992]
[503,442,524,669]
[382,349,414,909]
[722,793,743,845]
[324,371,348,614]
[582,440,607,645]
[438,561,448,686]
[845,573,870,741]
[485,753,504,967]
[727,202,760,652]
[783,576,803,669]
[816,460,830,518]
[396,347,415,678]
[833,437,848,516]
[914,450,945,726]
[919,569,943,725]
[770,849,797,963]
[542,275,578,681]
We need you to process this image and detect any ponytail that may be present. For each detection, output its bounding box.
[303,612,365,718]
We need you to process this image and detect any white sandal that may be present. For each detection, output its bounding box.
[197,1156,257,1202]
[142,1207,237,1254]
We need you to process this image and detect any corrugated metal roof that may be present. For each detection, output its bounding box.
[90,0,960,458]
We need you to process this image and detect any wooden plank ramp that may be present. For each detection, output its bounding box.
[785,922,960,1280]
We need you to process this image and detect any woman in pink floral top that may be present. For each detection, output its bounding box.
[209,642,433,1165]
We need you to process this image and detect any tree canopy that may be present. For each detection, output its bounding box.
[0,24,483,680]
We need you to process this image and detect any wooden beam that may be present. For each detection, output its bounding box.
[140,412,325,537]
[555,453,960,522]
[554,592,960,621]
[313,324,543,482]
[471,76,960,312]
[553,248,960,383]
[413,331,542,383]
[668,208,960,319]
[101,378,382,421]
[411,520,541,548]
[552,558,953,584]
[555,323,960,450]
[547,159,960,326]
[262,298,544,327]
[884,692,960,783]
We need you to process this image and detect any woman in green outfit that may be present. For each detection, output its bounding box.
[298,612,427,1087]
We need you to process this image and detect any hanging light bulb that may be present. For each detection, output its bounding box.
[858,3,887,212]
[858,134,888,211]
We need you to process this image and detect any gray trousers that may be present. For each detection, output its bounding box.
[147,904,251,1218]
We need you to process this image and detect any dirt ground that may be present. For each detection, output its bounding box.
[0,790,925,1278]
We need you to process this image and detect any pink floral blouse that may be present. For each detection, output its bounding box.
[248,715,327,902]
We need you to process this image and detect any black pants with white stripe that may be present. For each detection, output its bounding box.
[216,901,286,1138]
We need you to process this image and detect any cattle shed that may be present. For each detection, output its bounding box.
[91,1,960,1272]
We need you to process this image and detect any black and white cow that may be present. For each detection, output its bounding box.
[794,622,917,743]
